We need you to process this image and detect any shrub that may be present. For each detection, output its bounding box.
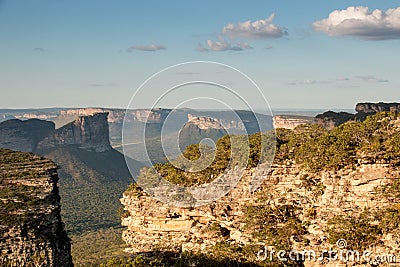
[327,212,382,250]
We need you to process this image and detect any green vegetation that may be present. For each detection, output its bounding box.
[71,227,129,266]
[99,247,289,267]
[245,203,307,253]
[38,146,143,234]
[299,174,325,197]
[327,173,400,250]
[276,112,400,172]
[0,149,54,226]
[152,138,230,187]
[132,112,400,190]
[327,212,382,250]
[60,181,129,234]
[130,131,276,188]
[374,177,400,236]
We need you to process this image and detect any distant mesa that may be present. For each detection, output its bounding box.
[356,102,400,114]
[38,112,111,153]
[0,119,54,152]
[187,114,244,130]
[273,115,317,130]
[0,112,111,153]
[59,107,169,124]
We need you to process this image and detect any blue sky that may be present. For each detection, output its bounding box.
[0,0,399,109]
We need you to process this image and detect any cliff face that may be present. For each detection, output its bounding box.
[0,149,73,267]
[356,102,400,113]
[273,115,317,130]
[0,113,111,153]
[187,114,245,130]
[121,160,400,266]
[0,119,55,153]
[38,113,111,153]
[57,108,170,125]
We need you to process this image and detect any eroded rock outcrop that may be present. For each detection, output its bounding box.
[121,160,400,266]
[37,113,111,152]
[0,149,73,267]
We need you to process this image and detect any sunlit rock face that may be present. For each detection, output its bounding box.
[273,115,317,130]
[121,159,400,266]
[37,112,111,152]
[356,102,400,114]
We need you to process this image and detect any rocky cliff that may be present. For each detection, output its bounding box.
[121,160,400,266]
[356,102,400,114]
[273,115,317,130]
[57,108,170,126]
[0,119,55,153]
[0,149,73,267]
[37,113,111,153]
[121,113,400,266]
[187,114,245,130]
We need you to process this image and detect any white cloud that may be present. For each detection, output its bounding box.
[313,6,400,40]
[303,79,317,85]
[127,44,166,52]
[206,37,231,51]
[336,76,350,81]
[198,36,252,52]
[222,14,287,39]
[356,75,389,83]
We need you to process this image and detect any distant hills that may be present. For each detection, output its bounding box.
[0,107,273,164]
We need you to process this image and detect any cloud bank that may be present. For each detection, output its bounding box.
[313,6,400,40]
[222,14,287,39]
[198,13,286,52]
[127,44,166,52]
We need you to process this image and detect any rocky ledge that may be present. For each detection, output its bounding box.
[121,159,400,266]
[0,149,73,267]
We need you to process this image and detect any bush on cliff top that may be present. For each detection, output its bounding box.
[290,112,400,172]
[126,112,400,190]
[128,131,275,189]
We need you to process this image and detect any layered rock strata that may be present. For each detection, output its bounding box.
[37,113,111,152]
[121,160,400,266]
[0,149,73,267]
